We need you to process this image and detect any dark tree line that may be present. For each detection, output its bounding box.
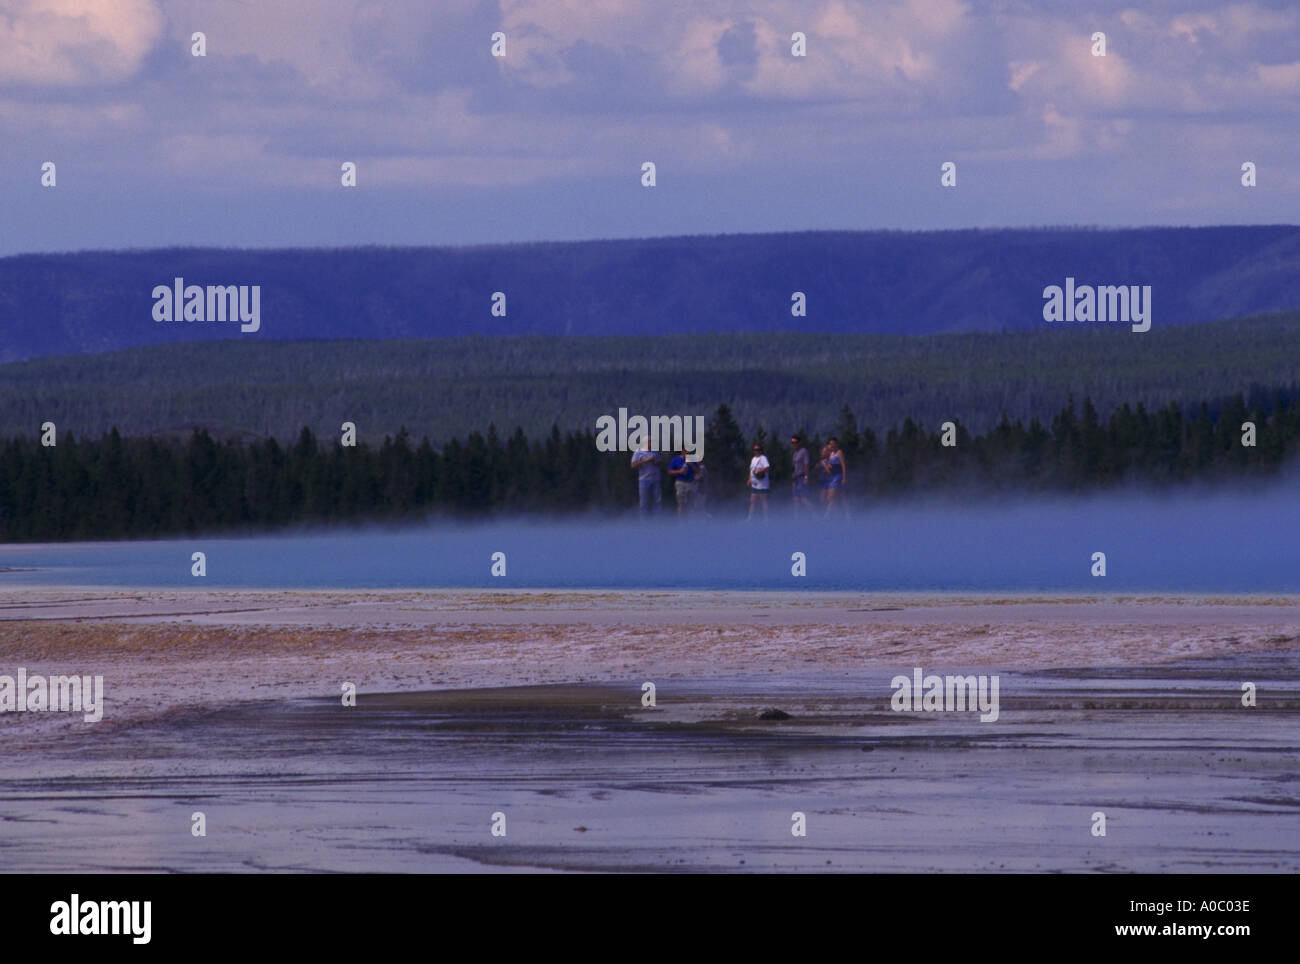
[1,388,1298,541]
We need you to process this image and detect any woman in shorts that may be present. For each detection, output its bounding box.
[824,436,847,516]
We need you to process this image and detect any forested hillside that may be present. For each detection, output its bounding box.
[2,312,1299,443]
[3,225,1300,360]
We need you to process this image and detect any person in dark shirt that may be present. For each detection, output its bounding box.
[790,434,813,515]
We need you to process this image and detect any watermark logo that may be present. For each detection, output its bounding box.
[890,667,999,722]
[152,277,261,332]
[50,895,150,944]
[595,408,704,459]
[0,668,103,722]
[1042,277,1150,332]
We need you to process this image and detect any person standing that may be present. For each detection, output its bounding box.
[748,442,771,520]
[631,443,662,518]
[817,443,832,510]
[824,436,847,517]
[790,434,813,515]
[667,447,696,517]
[692,454,710,518]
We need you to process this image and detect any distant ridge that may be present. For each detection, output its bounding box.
[2,225,1300,361]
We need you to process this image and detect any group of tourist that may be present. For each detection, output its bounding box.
[629,446,710,517]
[629,434,848,519]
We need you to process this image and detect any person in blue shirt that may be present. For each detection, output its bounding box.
[667,447,696,517]
[824,436,848,517]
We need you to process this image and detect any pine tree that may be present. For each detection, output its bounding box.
[706,404,747,498]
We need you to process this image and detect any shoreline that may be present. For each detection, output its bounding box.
[2,587,1297,872]
[1,587,1297,748]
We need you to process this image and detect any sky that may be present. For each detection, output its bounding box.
[1,0,1298,255]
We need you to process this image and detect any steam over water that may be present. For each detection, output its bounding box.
[4,482,1298,592]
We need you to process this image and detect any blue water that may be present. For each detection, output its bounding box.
[3,483,1298,592]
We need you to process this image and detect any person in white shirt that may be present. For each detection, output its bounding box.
[748,442,770,520]
[630,445,662,518]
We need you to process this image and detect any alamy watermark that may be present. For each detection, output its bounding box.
[0,668,103,722]
[50,895,150,944]
[890,667,999,722]
[1042,277,1150,332]
[595,408,705,459]
[152,277,261,332]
